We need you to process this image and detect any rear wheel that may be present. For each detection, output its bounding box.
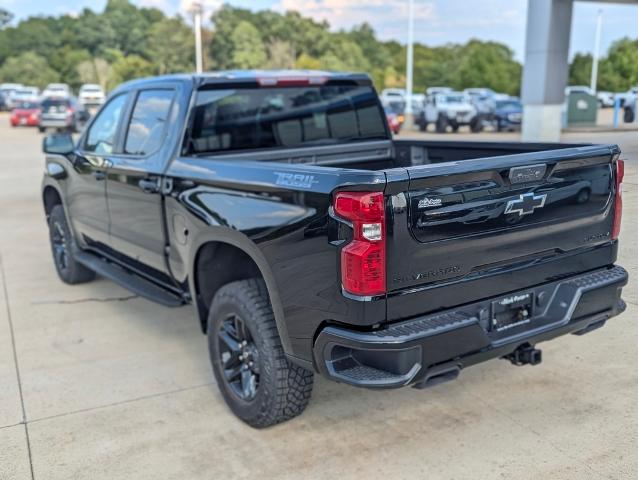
[48,205,96,284]
[470,117,483,133]
[624,108,635,123]
[575,188,591,204]
[208,279,314,428]
[418,114,428,132]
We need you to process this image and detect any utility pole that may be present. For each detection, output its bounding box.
[189,2,204,74]
[404,0,415,127]
[590,9,602,93]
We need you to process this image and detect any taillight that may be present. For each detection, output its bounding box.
[334,191,386,296]
[612,158,624,240]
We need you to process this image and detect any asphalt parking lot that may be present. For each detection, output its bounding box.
[1,115,637,480]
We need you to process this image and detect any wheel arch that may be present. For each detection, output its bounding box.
[188,230,292,355]
[42,184,63,218]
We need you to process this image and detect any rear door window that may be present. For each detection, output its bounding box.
[187,84,387,154]
[124,89,175,156]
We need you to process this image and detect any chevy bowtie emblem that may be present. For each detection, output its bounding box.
[504,192,547,216]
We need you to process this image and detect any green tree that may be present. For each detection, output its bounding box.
[109,54,154,88]
[3,17,61,60]
[50,46,92,89]
[454,40,521,95]
[147,17,195,74]
[0,51,60,88]
[319,38,370,73]
[294,53,321,70]
[0,8,13,29]
[569,53,593,86]
[103,0,152,56]
[0,2,546,96]
[265,40,296,69]
[600,38,638,91]
[73,9,118,56]
[209,6,256,69]
[77,58,113,90]
[231,21,267,69]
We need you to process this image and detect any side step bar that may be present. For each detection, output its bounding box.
[74,250,185,307]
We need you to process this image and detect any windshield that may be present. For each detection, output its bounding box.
[442,95,466,104]
[41,99,70,109]
[15,101,39,109]
[496,100,521,109]
[188,84,387,154]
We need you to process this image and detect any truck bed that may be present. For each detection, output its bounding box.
[195,138,590,171]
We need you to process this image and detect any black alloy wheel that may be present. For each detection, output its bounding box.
[218,314,260,401]
[51,219,69,274]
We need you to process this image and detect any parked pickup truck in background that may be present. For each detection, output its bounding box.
[41,70,628,428]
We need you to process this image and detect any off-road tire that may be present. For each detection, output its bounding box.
[435,115,448,133]
[417,114,428,132]
[470,117,483,133]
[48,205,96,284]
[208,279,314,428]
[624,107,635,123]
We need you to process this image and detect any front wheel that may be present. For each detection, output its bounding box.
[208,279,314,428]
[48,205,96,284]
[435,115,448,133]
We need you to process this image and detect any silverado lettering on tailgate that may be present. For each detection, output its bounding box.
[392,265,462,285]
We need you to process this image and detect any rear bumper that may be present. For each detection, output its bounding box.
[11,116,39,127]
[313,265,628,388]
[40,118,71,128]
[498,118,522,130]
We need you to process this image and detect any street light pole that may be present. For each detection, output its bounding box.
[404,0,415,127]
[590,9,602,93]
[189,2,204,74]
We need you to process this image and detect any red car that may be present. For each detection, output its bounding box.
[10,101,41,127]
[384,106,403,135]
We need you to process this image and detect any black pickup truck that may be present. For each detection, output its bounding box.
[41,71,628,428]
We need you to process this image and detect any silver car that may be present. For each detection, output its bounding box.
[39,97,90,133]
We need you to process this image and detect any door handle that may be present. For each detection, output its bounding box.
[92,170,106,181]
[138,177,161,194]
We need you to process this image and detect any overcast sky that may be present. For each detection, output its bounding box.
[2,0,637,61]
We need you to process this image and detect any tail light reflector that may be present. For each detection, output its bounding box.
[612,158,624,240]
[334,191,386,296]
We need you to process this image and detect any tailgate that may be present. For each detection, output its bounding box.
[385,145,621,320]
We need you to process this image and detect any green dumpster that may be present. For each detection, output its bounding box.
[566,92,598,127]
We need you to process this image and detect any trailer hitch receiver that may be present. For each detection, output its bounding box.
[504,344,542,366]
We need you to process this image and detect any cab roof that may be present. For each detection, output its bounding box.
[117,70,373,90]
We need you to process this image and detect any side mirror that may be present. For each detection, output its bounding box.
[43,133,75,155]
